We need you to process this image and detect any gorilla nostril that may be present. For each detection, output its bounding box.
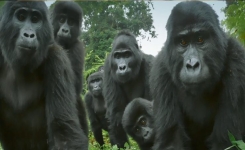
[62,29,68,33]
[144,131,149,137]
[186,58,200,70]
[30,34,35,38]
[119,65,126,71]
[24,33,29,38]
[193,62,200,69]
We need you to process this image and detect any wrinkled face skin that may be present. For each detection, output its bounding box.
[0,2,52,71]
[177,29,211,86]
[89,77,103,97]
[133,115,154,143]
[165,2,227,95]
[169,25,225,95]
[111,35,142,83]
[56,14,78,41]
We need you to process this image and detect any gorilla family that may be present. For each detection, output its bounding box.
[85,71,109,147]
[51,1,88,137]
[150,1,245,150]
[0,1,88,149]
[122,98,155,150]
[103,30,154,148]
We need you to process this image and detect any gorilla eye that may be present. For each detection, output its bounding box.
[197,36,204,43]
[124,51,131,58]
[17,13,26,22]
[95,79,100,82]
[114,53,120,59]
[140,119,146,126]
[31,16,39,23]
[68,19,74,26]
[180,39,188,46]
[59,17,66,24]
[31,11,41,23]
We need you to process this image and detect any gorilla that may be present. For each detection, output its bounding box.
[51,1,88,136]
[122,98,154,150]
[85,71,109,147]
[0,1,88,149]
[150,1,245,150]
[103,30,154,148]
[97,65,104,72]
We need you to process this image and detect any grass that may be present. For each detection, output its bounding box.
[88,130,139,150]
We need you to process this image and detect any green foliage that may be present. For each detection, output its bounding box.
[76,0,156,71]
[88,129,139,150]
[225,131,245,150]
[0,1,5,16]
[222,1,245,45]
[82,50,107,95]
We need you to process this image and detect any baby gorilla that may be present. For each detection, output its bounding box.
[122,98,154,150]
[85,71,109,147]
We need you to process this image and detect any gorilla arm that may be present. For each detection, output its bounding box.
[150,49,186,149]
[69,41,85,95]
[85,92,105,146]
[44,44,88,149]
[103,55,129,148]
[207,38,245,150]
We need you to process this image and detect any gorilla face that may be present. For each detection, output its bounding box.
[133,115,154,143]
[52,1,82,46]
[87,72,103,97]
[163,2,227,95]
[89,77,102,97]
[56,14,78,40]
[176,30,211,86]
[111,34,142,83]
[0,1,52,70]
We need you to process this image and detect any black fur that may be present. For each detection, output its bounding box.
[122,98,154,150]
[85,71,109,147]
[150,1,245,150]
[103,30,154,148]
[51,1,88,137]
[0,1,88,149]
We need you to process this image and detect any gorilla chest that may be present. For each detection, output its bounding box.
[93,99,106,114]
[0,68,44,111]
[122,79,145,101]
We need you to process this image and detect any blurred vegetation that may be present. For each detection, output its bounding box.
[88,130,139,150]
[226,132,245,150]
[222,1,245,45]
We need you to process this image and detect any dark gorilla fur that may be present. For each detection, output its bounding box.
[122,98,154,150]
[103,30,154,148]
[85,71,109,147]
[150,1,245,150]
[0,1,88,149]
[51,1,88,137]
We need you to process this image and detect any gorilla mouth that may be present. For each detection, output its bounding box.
[93,89,101,93]
[18,46,35,51]
[58,34,71,39]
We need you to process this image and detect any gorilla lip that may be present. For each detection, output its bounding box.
[18,45,33,51]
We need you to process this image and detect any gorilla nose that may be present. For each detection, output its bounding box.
[23,31,36,39]
[186,58,200,71]
[119,65,126,71]
[144,131,149,137]
[62,28,69,33]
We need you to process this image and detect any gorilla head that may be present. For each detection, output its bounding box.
[0,1,53,70]
[165,1,227,94]
[51,1,82,46]
[109,30,142,83]
[122,98,154,149]
[87,71,103,97]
